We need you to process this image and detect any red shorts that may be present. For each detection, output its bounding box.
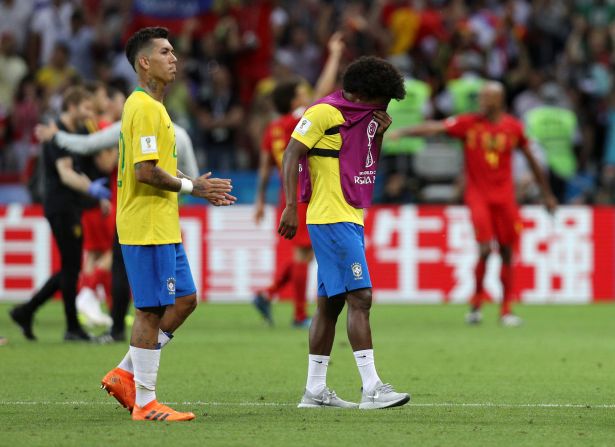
[466,197,521,246]
[82,207,114,252]
[277,202,311,248]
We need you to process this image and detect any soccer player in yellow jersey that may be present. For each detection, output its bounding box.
[100,27,236,422]
[279,57,410,409]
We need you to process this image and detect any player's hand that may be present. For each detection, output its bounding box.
[544,193,557,215]
[254,200,265,224]
[192,172,236,205]
[34,121,59,143]
[209,192,237,206]
[388,129,402,141]
[88,177,111,200]
[99,198,111,216]
[278,205,298,240]
[373,110,392,135]
[327,31,345,55]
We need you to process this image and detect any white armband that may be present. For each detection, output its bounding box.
[179,177,194,194]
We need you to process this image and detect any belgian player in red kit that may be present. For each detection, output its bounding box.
[253,80,313,327]
[392,82,557,326]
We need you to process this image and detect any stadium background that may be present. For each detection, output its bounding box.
[0,0,614,304]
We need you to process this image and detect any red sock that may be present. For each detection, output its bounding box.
[93,268,112,310]
[266,260,293,298]
[500,263,513,316]
[292,261,308,322]
[471,259,487,310]
[79,271,96,291]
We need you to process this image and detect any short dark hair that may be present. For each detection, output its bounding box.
[271,79,302,115]
[62,86,91,111]
[84,80,107,95]
[342,56,405,102]
[125,27,169,72]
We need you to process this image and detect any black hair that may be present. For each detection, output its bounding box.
[125,27,169,72]
[271,78,302,115]
[342,56,406,101]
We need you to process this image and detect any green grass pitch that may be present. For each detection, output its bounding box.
[0,301,613,446]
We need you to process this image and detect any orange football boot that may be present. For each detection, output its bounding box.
[131,400,195,422]
[101,367,135,413]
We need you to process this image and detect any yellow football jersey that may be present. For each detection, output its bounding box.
[116,88,180,245]
[291,103,364,226]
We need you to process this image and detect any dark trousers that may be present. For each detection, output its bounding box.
[22,211,83,332]
[110,231,131,337]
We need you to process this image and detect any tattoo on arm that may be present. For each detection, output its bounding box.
[135,161,181,192]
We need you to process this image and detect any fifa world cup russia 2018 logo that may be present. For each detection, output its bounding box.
[365,119,378,168]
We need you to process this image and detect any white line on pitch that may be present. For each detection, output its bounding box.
[1,401,614,409]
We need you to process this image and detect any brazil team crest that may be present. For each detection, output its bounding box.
[167,277,176,294]
[351,262,363,280]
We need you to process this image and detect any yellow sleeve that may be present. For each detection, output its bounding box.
[291,103,339,149]
[131,105,161,164]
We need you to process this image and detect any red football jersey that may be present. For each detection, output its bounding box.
[261,112,301,171]
[444,113,528,203]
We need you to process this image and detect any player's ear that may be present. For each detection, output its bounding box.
[137,54,149,72]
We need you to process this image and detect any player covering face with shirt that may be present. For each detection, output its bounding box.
[278,56,411,409]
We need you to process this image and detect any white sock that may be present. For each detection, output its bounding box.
[118,329,173,374]
[130,346,161,408]
[354,349,382,393]
[306,354,329,395]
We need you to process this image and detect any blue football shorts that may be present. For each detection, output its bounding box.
[307,222,372,298]
[121,243,197,309]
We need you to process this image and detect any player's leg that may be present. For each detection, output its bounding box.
[466,197,494,324]
[103,244,194,421]
[290,202,312,327]
[50,211,89,340]
[298,223,355,408]
[494,203,522,326]
[253,237,294,326]
[298,292,355,408]
[346,288,411,410]
[9,272,61,340]
[108,232,130,341]
[291,246,313,327]
[159,243,198,334]
[339,224,409,409]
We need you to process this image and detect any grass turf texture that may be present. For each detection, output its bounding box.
[0,301,613,447]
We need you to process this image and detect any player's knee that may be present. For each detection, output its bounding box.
[478,243,491,259]
[500,245,513,264]
[318,295,344,321]
[347,288,372,312]
[179,293,198,315]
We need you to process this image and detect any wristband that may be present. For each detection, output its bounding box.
[179,177,194,194]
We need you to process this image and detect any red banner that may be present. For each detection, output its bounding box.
[1,205,613,303]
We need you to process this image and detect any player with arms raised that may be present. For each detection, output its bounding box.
[100,27,235,422]
[391,81,557,326]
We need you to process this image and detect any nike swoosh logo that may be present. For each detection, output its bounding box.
[312,360,323,364]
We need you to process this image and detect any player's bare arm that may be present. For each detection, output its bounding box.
[520,144,558,213]
[278,138,309,240]
[55,156,92,194]
[312,32,345,100]
[254,151,274,224]
[388,120,447,140]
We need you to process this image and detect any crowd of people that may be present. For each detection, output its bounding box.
[0,0,614,205]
